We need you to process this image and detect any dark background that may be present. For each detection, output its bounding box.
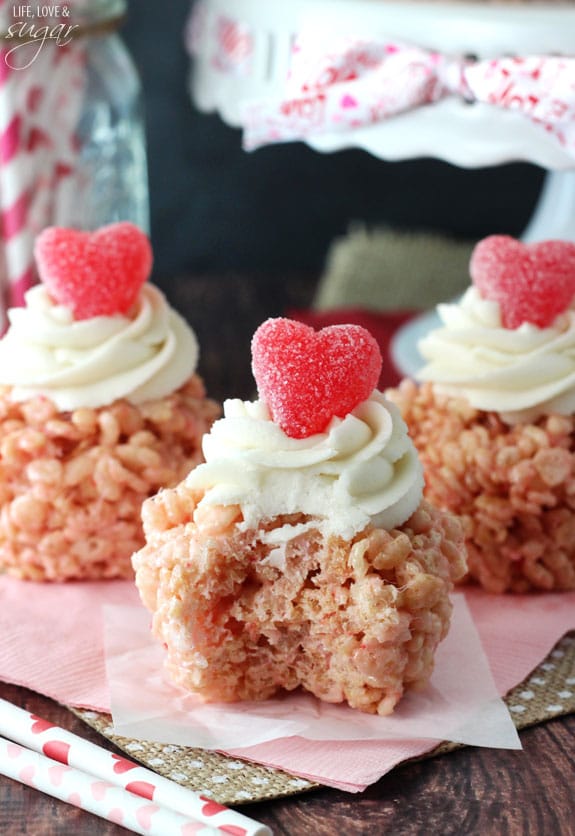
[122,0,545,285]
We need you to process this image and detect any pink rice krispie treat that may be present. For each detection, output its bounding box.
[0,223,219,581]
[133,318,466,715]
[387,235,575,593]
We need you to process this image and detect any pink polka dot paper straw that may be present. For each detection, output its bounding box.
[0,735,223,835]
[0,698,272,836]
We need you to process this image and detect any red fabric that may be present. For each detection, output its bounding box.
[288,307,416,389]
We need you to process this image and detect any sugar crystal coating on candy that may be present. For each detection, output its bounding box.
[251,317,383,438]
[34,222,153,320]
[470,235,575,330]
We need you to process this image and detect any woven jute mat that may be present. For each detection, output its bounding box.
[313,226,474,313]
[71,710,317,805]
[71,630,575,805]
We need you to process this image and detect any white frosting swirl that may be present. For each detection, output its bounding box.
[186,390,424,542]
[0,284,198,409]
[417,286,575,424]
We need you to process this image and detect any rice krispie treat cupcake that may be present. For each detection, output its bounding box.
[387,235,575,594]
[133,317,466,715]
[0,222,220,581]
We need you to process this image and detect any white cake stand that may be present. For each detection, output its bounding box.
[190,0,575,373]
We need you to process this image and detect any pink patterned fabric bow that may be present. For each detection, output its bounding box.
[241,35,575,153]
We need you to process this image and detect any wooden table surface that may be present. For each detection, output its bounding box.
[1,273,574,835]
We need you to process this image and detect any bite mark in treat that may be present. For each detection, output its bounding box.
[251,317,382,438]
[34,222,153,320]
[470,235,575,330]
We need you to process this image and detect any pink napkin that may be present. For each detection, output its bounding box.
[0,575,574,792]
[464,590,575,694]
[0,576,140,711]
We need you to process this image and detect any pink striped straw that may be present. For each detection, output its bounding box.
[0,52,34,329]
[0,18,86,331]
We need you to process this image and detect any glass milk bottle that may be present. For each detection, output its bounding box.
[58,0,150,232]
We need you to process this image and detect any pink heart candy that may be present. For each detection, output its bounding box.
[470,235,575,329]
[34,222,153,320]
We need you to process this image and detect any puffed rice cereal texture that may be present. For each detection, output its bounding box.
[132,487,466,716]
[0,376,220,581]
[386,379,575,594]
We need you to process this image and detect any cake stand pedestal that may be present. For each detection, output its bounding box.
[522,170,575,244]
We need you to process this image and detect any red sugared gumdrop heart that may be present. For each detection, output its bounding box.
[251,317,382,439]
[34,222,153,320]
[470,235,575,330]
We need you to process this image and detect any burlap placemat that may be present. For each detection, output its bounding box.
[71,630,575,805]
[313,226,474,313]
[71,708,318,805]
